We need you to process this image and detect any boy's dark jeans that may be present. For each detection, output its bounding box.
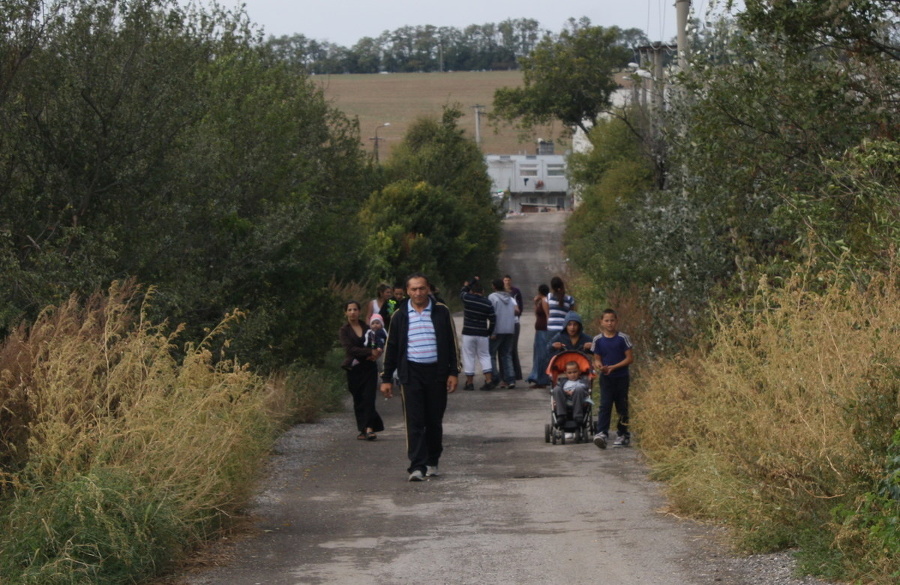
[597,374,630,436]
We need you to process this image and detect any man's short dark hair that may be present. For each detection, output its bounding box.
[492,278,504,291]
[470,280,483,294]
[405,272,429,287]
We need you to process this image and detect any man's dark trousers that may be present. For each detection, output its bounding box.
[401,362,448,474]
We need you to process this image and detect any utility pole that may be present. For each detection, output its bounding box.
[370,122,390,163]
[676,0,691,70]
[472,104,485,145]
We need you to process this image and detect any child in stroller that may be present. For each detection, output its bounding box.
[544,350,595,444]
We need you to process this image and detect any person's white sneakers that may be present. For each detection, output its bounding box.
[425,465,440,477]
[593,433,608,449]
[564,432,575,441]
[408,469,425,482]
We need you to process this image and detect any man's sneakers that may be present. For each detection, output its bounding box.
[593,432,630,449]
[463,382,475,391]
[479,381,497,391]
[409,467,440,481]
[613,433,631,447]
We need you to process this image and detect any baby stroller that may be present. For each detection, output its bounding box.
[544,350,595,445]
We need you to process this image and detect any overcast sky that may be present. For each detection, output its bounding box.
[221,0,734,46]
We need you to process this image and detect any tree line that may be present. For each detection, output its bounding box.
[0,0,500,372]
[264,17,649,74]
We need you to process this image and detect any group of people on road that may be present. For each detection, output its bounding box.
[459,275,524,391]
[338,271,634,481]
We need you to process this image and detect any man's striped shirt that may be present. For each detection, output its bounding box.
[407,300,438,363]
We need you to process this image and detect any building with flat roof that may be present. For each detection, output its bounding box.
[485,149,570,213]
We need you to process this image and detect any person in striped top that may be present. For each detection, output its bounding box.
[380,273,460,482]
[546,276,575,334]
[460,277,496,391]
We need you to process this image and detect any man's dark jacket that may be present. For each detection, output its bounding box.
[381,297,460,385]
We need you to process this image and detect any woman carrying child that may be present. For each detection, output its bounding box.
[339,301,385,441]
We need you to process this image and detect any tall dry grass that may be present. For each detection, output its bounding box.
[0,280,291,583]
[635,269,900,582]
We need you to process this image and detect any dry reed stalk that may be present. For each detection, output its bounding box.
[634,270,900,551]
[1,280,279,523]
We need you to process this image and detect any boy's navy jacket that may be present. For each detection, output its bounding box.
[547,311,592,353]
[381,297,460,385]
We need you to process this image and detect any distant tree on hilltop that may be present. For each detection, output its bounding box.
[491,19,641,135]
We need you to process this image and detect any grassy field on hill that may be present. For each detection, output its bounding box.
[315,71,568,160]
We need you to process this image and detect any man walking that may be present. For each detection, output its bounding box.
[460,277,496,391]
[502,274,524,382]
[488,278,517,389]
[381,273,460,482]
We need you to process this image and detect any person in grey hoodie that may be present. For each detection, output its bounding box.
[488,278,518,388]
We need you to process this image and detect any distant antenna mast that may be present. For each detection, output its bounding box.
[472,104,485,144]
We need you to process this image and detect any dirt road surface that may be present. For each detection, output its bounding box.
[170,213,833,585]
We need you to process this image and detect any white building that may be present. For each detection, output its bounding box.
[485,152,570,213]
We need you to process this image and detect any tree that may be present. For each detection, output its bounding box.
[491,22,633,134]
[362,106,501,288]
[0,0,373,369]
[565,113,656,286]
[580,3,900,349]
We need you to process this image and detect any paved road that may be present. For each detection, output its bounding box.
[167,213,821,585]
[497,211,567,297]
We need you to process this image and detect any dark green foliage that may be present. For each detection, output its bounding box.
[0,469,184,584]
[0,0,372,369]
[589,3,900,351]
[739,0,898,58]
[362,106,500,289]
[491,20,638,135]
[565,114,656,287]
[816,428,900,581]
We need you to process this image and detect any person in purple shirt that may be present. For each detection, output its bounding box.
[591,309,634,449]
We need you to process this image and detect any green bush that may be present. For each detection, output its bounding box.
[0,469,183,584]
[284,354,347,424]
[818,429,900,582]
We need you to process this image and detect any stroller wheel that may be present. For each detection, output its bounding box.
[544,423,551,443]
[560,431,567,445]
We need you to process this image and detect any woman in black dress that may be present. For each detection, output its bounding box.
[338,301,385,440]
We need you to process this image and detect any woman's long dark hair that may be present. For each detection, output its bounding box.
[550,276,565,295]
